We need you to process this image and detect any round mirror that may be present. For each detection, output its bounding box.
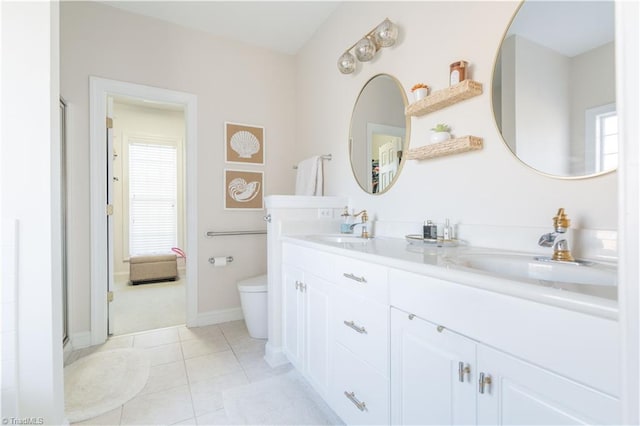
[349,74,410,194]
[492,1,617,178]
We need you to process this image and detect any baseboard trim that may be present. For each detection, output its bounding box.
[70,331,92,350]
[195,307,244,327]
[264,342,289,367]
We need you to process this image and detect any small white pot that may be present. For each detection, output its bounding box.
[430,131,451,144]
[412,87,429,102]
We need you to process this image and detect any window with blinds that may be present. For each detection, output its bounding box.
[128,141,178,256]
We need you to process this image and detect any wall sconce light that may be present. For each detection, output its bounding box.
[337,18,399,74]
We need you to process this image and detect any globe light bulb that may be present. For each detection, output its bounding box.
[337,51,356,74]
[354,37,376,62]
[373,18,398,48]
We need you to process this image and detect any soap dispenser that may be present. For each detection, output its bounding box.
[340,207,352,234]
[423,220,437,241]
[443,219,452,241]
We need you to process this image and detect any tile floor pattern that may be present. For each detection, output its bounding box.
[68,320,300,425]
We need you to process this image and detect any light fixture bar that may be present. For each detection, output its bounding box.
[337,18,399,74]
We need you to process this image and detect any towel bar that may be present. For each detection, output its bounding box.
[206,230,267,237]
[293,154,332,169]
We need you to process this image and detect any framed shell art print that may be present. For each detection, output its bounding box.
[224,169,264,210]
[225,122,265,165]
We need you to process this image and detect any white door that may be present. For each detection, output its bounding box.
[304,274,331,397]
[391,308,476,425]
[106,96,115,335]
[377,137,400,192]
[283,265,305,369]
[476,344,620,425]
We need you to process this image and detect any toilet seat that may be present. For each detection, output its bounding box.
[237,274,267,293]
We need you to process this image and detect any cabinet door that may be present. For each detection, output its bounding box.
[477,344,620,425]
[305,274,332,397]
[282,265,304,369]
[391,308,476,425]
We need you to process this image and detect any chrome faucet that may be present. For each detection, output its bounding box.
[538,208,574,262]
[348,209,370,238]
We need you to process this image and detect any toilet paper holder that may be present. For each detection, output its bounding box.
[208,256,234,265]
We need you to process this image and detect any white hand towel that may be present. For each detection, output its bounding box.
[295,156,323,196]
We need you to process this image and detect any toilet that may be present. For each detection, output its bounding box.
[237,274,268,339]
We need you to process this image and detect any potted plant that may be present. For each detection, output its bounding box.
[430,123,451,143]
[411,83,429,102]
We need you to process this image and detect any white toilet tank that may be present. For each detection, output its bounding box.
[237,274,268,339]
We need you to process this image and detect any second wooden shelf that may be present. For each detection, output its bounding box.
[406,136,483,160]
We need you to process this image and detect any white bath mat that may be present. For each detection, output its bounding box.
[222,370,342,425]
[64,348,150,423]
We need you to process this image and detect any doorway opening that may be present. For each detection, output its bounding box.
[89,77,198,346]
[109,96,187,335]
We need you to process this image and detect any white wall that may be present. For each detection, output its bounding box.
[0,1,64,422]
[61,2,297,335]
[512,35,571,175]
[570,42,616,174]
[112,102,186,277]
[295,1,617,231]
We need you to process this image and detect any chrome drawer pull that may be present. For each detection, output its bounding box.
[479,372,492,394]
[343,320,367,334]
[344,391,367,412]
[343,272,367,283]
[458,362,471,382]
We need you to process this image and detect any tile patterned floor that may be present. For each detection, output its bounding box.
[69,321,298,425]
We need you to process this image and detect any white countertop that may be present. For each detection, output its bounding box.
[282,235,618,320]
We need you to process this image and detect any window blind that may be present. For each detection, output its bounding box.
[129,141,177,256]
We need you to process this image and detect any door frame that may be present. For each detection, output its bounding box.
[89,77,198,345]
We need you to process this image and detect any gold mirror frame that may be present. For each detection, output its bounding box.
[491,0,617,180]
[349,73,411,194]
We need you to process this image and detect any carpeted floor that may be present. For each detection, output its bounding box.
[64,348,150,423]
[111,274,186,335]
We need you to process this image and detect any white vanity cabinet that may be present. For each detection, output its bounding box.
[390,268,621,425]
[391,307,620,425]
[391,308,476,425]
[328,263,390,425]
[282,241,390,424]
[282,264,305,370]
[282,246,334,397]
[281,240,620,425]
[476,343,619,425]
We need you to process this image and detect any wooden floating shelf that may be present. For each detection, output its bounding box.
[405,80,483,117]
[406,136,483,160]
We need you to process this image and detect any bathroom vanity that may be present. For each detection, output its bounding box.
[280,235,619,425]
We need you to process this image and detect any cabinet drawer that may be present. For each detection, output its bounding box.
[283,243,335,279]
[334,292,389,377]
[330,343,389,425]
[332,256,388,304]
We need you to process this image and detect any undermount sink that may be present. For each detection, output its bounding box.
[309,234,372,244]
[451,253,616,286]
